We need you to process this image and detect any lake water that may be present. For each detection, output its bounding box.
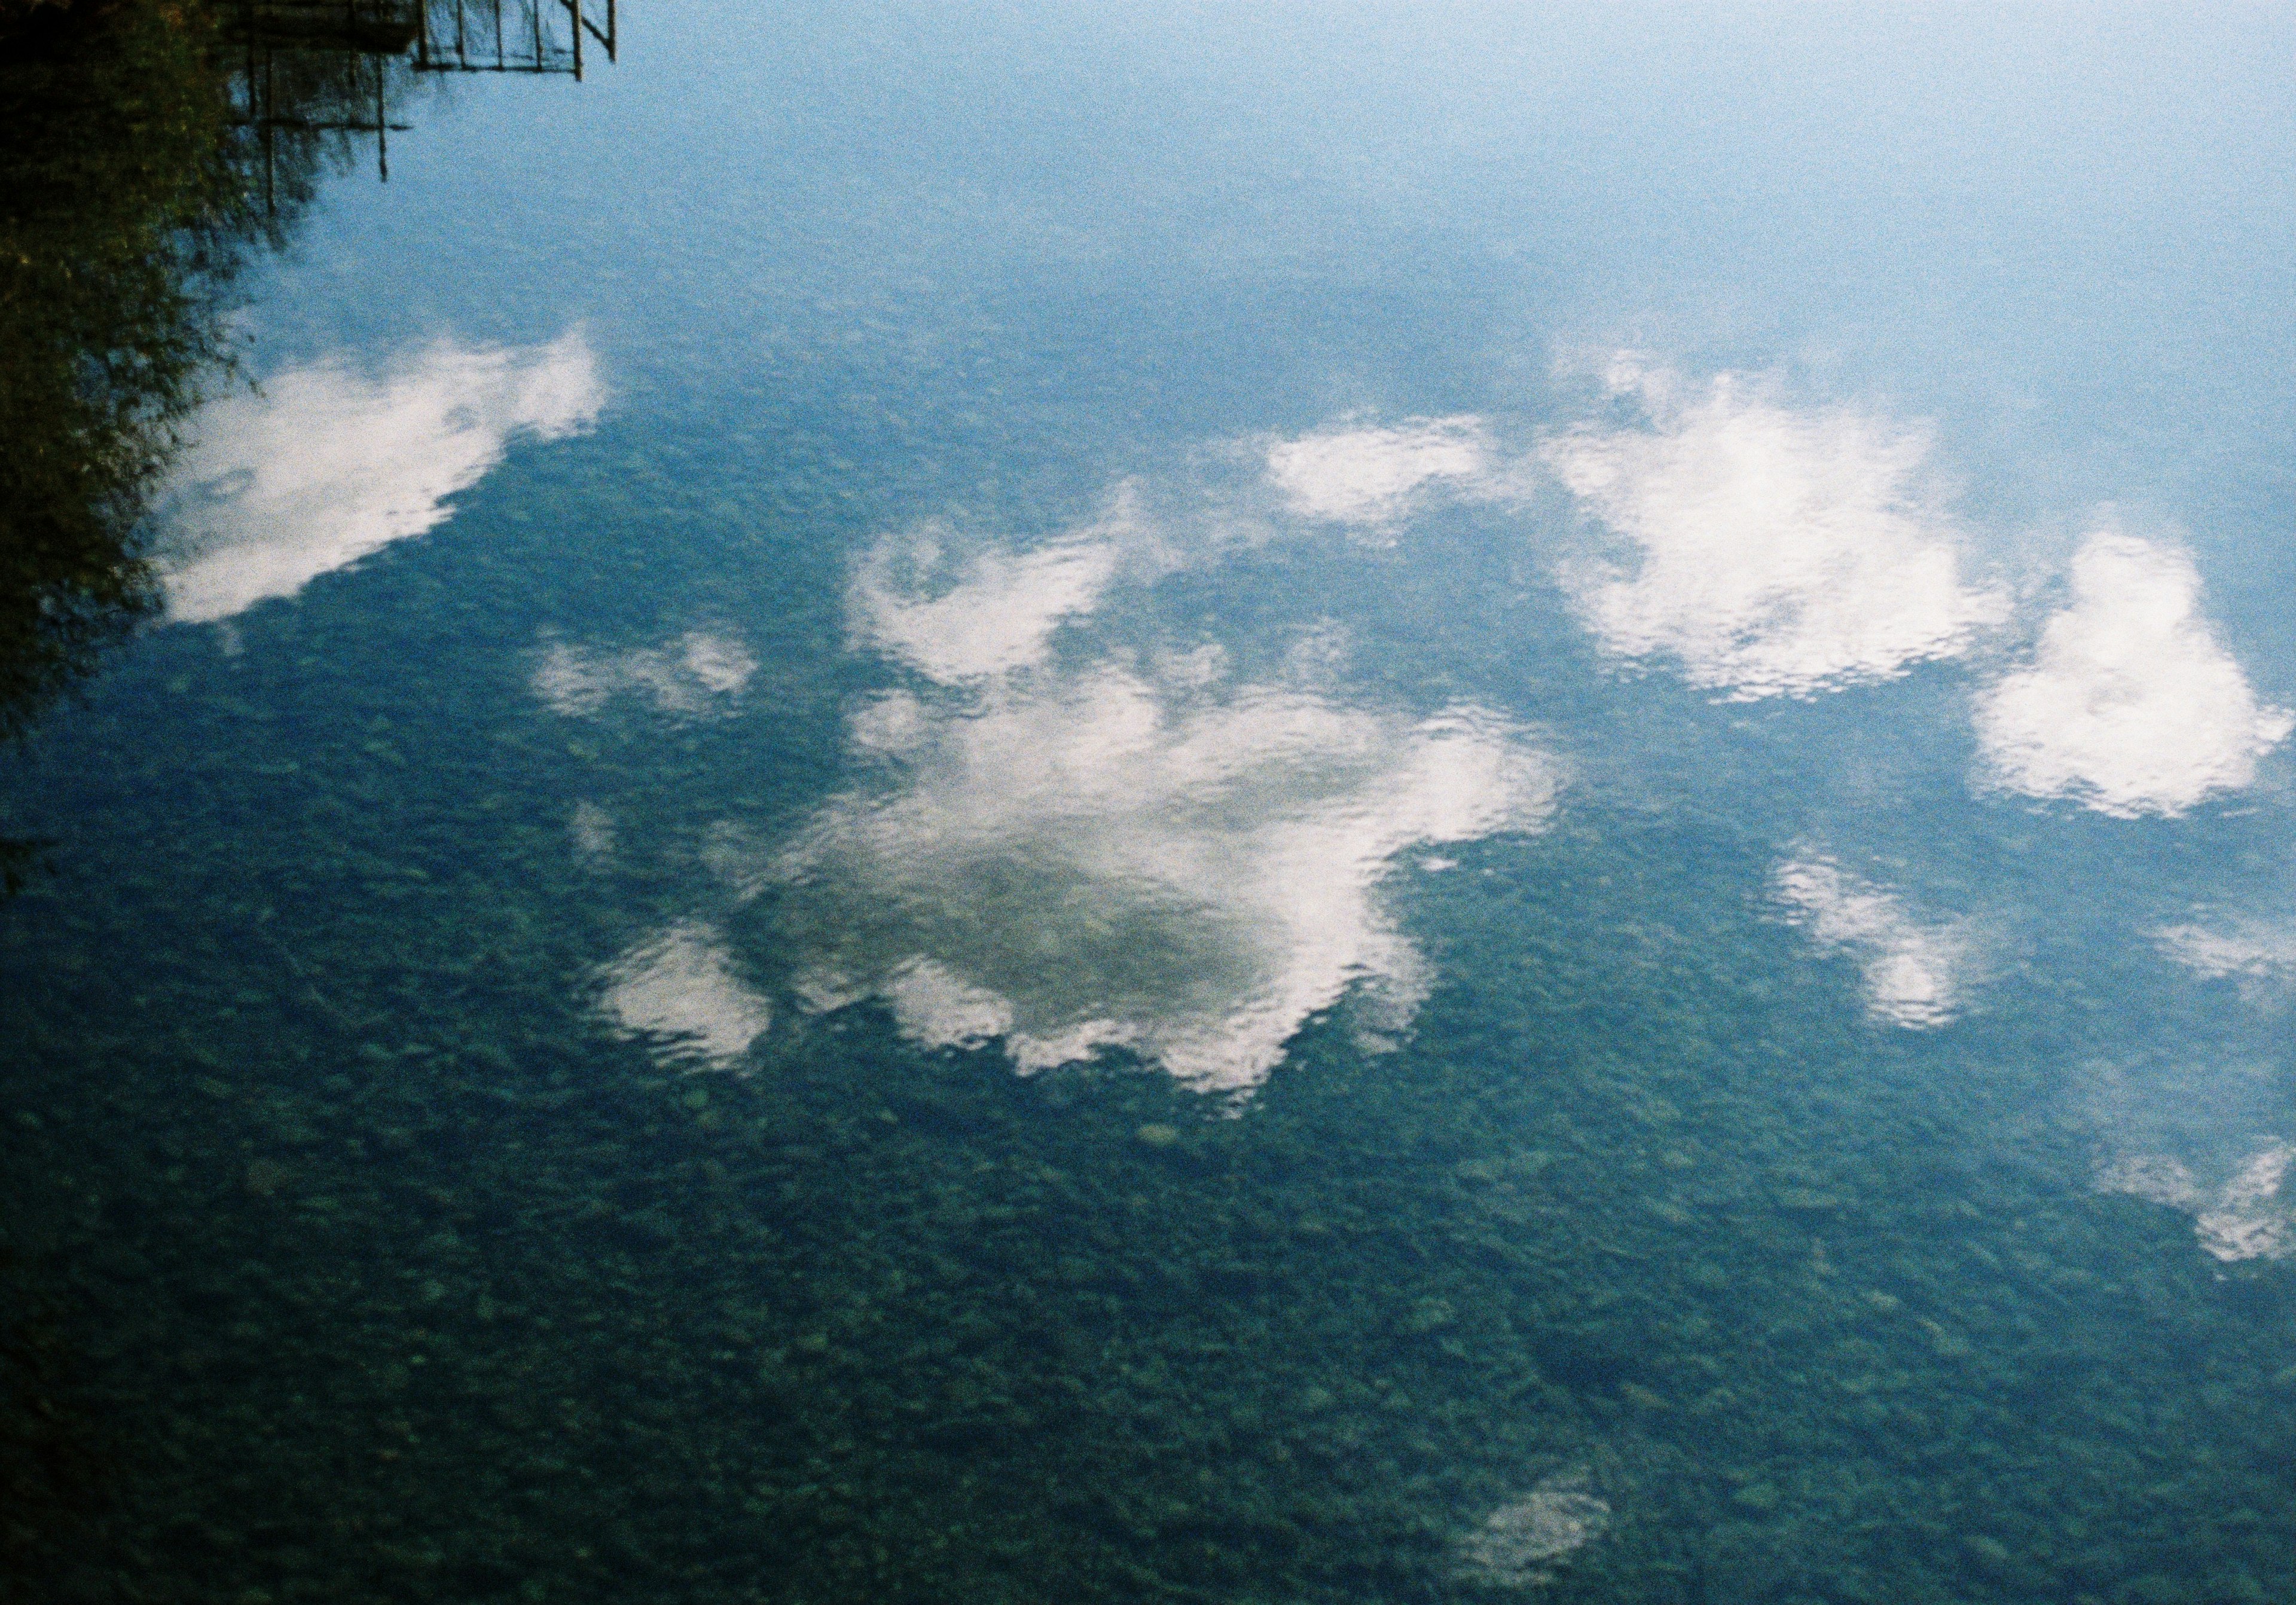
[4,5,2294,1601]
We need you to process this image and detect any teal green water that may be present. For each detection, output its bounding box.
[4,5,2295,1602]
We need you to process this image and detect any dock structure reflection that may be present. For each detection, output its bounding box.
[227,0,616,194]
[414,0,617,77]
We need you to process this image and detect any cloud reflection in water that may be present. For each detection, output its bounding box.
[1540,362,2006,700]
[1973,532,2292,818]
[2152,917,2296,989]
[556,374,2285,1153]
[847,515,1128,682]
[758,525,1562,1095]
[596,920,772,1071]
[1771,852,1971,1029]
[158,331,603,623]
[2096,1142,2294,1263]
[534,631,758,719]
[1265,415,1491,527]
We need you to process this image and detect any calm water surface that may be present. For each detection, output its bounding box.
[4,5,2294,1602]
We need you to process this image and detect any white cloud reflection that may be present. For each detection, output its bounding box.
[755,522,1561,1096]
[1454,1466,1611,1590]
[2152,917,2296,987]
[596,921,771,1071]
[2096,1142,2295,1263]
[1540,362,2005,700]
[534,631,758,719]
[1772,853,1970,1029]
[570,801,617,861]
[847,516,1126,681]
[1973,533,2291,818]
[1265,415,1491,525]
[158,332,603,623]
[2084,1041,2295,1264]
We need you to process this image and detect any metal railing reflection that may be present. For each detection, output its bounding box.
[413,0,616,77]
[225,0,616,195]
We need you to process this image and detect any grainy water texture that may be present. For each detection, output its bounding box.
[4,5,2295,1603]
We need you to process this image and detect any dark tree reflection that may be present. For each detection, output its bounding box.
[0,1,260,732]
[0,0,280,891]
[1,0,599,888]
[0,5,604,1583]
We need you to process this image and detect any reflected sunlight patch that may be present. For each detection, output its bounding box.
[1772,853,1970,1029]
[1541,361,2005,699]
[596,920,771,1070]
[1265,415,1492,525]
[1973,533,2291,818]
[158,331,603,623]
[534,631,758,719]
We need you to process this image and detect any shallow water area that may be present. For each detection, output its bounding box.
[2,4,2294,1603]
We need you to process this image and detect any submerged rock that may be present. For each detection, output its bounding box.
[242,1159,292,1198]
[1455,1466,1611,1588]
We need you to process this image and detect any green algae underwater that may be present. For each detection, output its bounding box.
[3,4,2295,1603]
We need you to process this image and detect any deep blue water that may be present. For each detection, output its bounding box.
[3,5,2294,1601]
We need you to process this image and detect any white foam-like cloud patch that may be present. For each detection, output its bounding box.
[2152,918,2296,985]
[2096,1142,2294,1263]
[158,331,603,623]
[848,517,1128,682]
[596,921,771,1070]
[2201,1145,2296,1261]
[771,560,1561,1092]
[534,631,757,719]
[1454,1466,1611,1591]
[1265,415,1492,525]
[2083,1048,2295,1262]
[570,800,617,860]
[1541,363,2005,699]
[1973,533,2291,818]
[1772,854,1970,1029]
[774,674,1555,1093]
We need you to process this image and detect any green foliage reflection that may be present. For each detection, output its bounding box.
[0,0,434,886]
[0,0,265,753]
